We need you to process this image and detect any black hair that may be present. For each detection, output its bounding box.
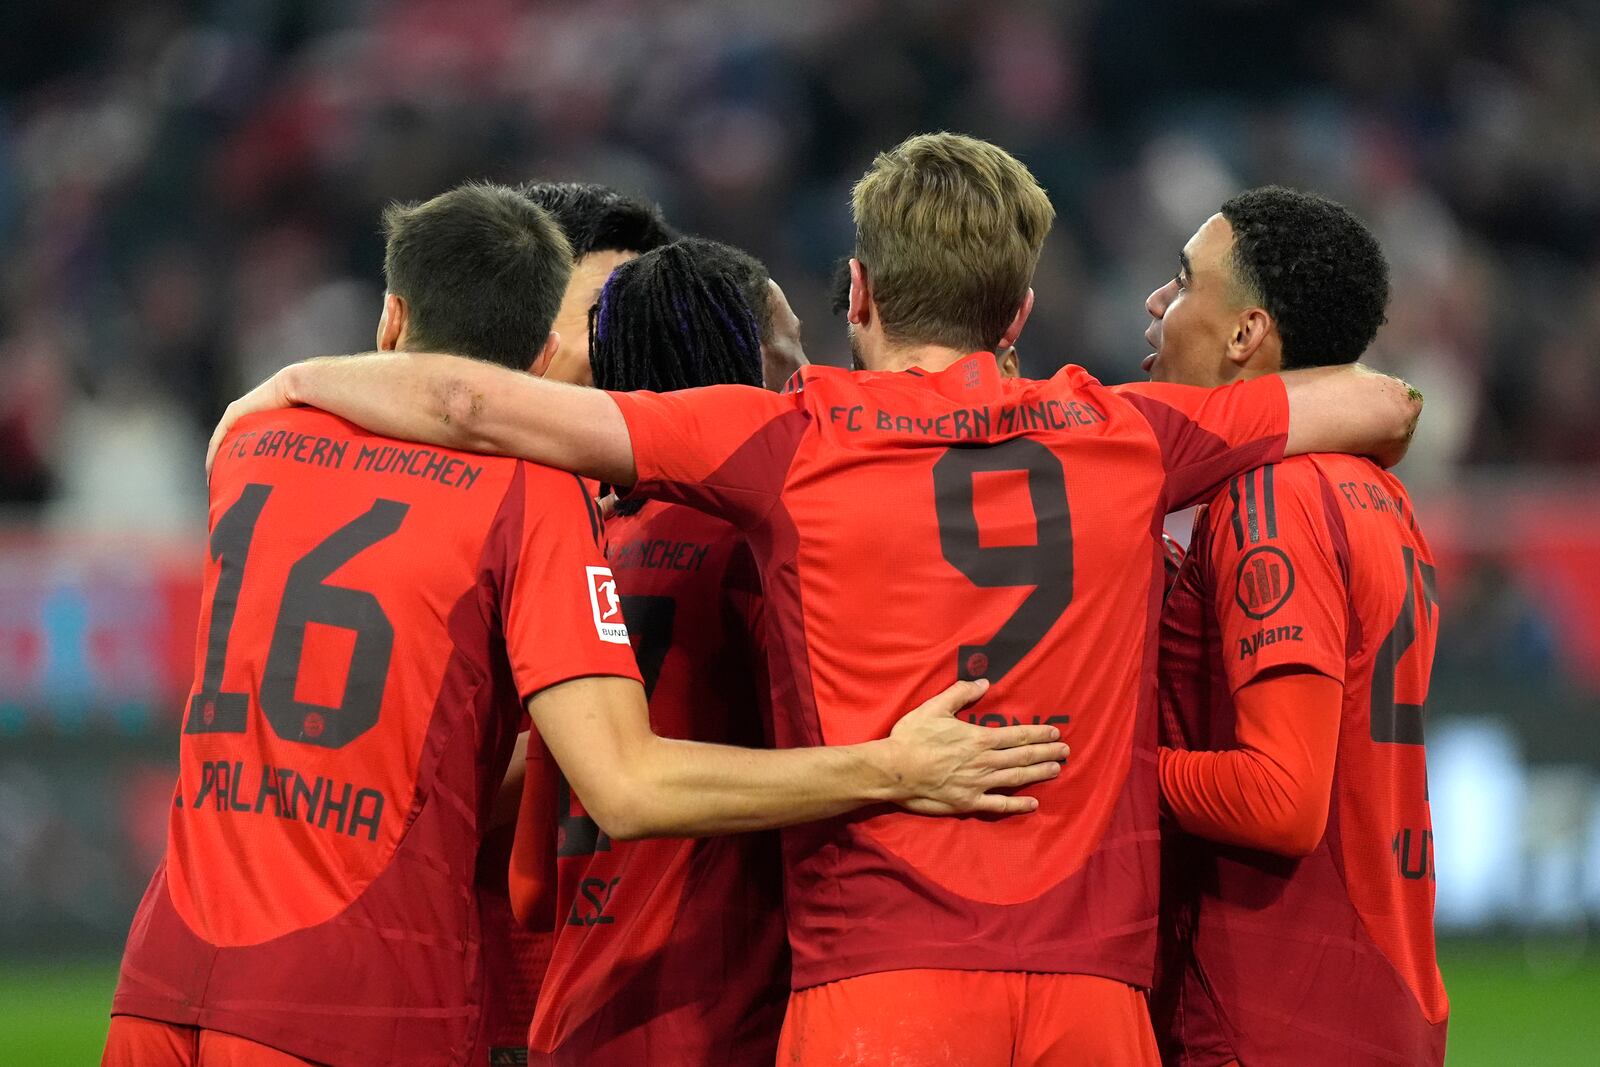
[588,237,765,396]
[1219,186,1390,369]
[590,238,767,515]
[381,181,571,370]
[714,238,774,341]
[519,181,678,258]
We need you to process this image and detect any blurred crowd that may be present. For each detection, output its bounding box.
[2,0,1599,532]
[3,0,1600,953]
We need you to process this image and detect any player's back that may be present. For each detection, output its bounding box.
[112,407,634,1067]
[529,498,787,1065]
[613,351,1291,989]
[1158,452,1447,1066]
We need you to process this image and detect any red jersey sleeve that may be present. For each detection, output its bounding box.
[503,465,644,698]
[609,385,804,529]
[1208,461,1349,692]
[1113,376,1289,510]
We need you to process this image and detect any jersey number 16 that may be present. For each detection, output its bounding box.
[185,482,408,750]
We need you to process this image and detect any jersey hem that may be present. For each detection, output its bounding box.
[110,996,472,1067]
[787,937,1156,993]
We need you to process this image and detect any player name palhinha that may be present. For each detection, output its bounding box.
[184,758,385,842]
[827,398,1106,440]
[225,427,484,490]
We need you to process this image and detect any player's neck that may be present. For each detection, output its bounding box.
[867,342,979,375]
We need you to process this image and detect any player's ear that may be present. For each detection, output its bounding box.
[1229,306,1275,368]
[527,331,561,376]
[377,293,407,352]
[848,258,871,327]
[997,288,1034,352]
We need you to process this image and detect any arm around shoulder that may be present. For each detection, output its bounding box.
[526,675,1069,840]
[209,352,638,485]
[1280,363,1421,468]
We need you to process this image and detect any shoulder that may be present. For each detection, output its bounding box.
[610,498,737,541]
[782,363,856,399]
[1205,456,1345,556]
[1217,455,1327,507]
[515,462,602,534]
[1033,362,1113,399]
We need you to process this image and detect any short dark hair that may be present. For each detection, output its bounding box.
[588,238,764,395]
[382,181,571,370]
[1220,186,1390,369]
[519,181,678,258]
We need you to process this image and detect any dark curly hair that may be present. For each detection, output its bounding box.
[519,181,678,258]
[1220,186,1389,369]
[587,237,765,396]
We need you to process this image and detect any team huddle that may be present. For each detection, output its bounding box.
[103,134,1446,1066]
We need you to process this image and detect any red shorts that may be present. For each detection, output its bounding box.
[778,969,1160,1067]
[102,1016,324,1067]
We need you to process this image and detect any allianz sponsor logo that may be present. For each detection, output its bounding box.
[1238,624,1304,659]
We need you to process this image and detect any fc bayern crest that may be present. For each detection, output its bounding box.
[1234,546,1295,620]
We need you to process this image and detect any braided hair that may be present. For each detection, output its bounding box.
[588,237,767,395]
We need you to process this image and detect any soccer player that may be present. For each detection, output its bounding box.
[105,181,1067,1067]
[832,254,1019,377]
[519,181,678,387]
[1147,187,1448,1065]
[479,180,676,1055]
[491,183,798,1053]
[207,133,1423,1065]
[527,237,790,1065]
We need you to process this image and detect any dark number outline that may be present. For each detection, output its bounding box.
[187,484,273,735]
[1369,545,1438,744]
[260,499,409,748]
[932,439,1074,682]
[185,482,408,749]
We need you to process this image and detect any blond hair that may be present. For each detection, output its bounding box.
[851,132,1055,353]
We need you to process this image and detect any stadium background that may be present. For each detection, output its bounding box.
[0,0,1597,1062]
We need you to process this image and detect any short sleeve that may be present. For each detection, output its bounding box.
[503,465,643,699]
[1113,376,1290,510]
[609,384,805,529]
[1208,462,1349,693]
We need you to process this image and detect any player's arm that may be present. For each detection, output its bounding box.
[528,676,1069,840]
[1158,669,1340,857]
[208,352,638,484]
[1279,364,1420,468]
[1158,461,1351,857]
[490,728,530,828]
[1114,365,1420,512]
[506,731,561,931]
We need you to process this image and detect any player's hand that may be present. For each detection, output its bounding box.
[206,367,300,475]
[884,679,1068,816]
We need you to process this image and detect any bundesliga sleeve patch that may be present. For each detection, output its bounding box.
[586,566,631,644]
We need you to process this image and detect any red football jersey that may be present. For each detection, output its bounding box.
[475,815,552,1060]
[527,499,787,1065]
[608,352,1290,989]
[112,408,641,1067]
[1155,454,1447,1066]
